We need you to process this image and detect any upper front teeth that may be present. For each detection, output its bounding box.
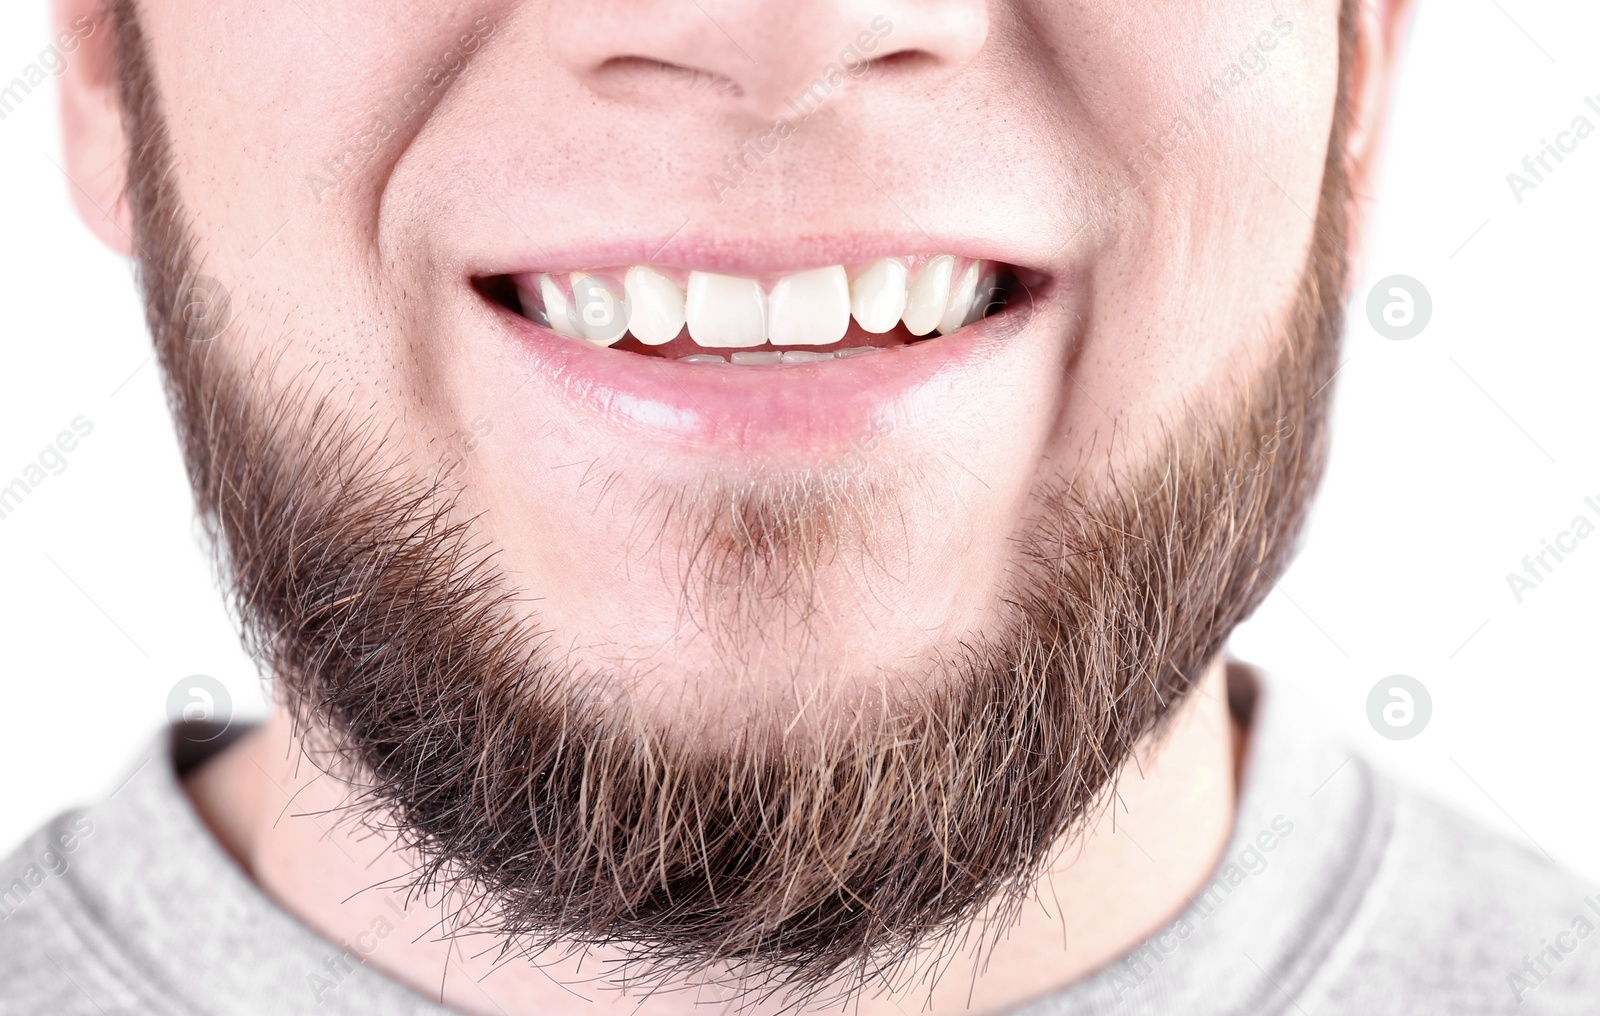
[514,256,999,350]
[767,266,850,346]
[686,272,767,348]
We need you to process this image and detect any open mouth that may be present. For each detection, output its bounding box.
[479,256,1022,364]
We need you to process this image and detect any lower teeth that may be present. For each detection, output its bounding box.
[679,346,883,365]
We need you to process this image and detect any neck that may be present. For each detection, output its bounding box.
[185,657,1241,1016]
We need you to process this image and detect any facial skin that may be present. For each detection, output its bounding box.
[57,0,1410,1012]
[71,0,1350,705]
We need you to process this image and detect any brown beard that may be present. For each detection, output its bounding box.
[110,0,1355,1003]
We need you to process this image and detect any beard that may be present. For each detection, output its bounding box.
[111,0,1354,1002]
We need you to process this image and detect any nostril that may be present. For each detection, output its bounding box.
[592,56,744,100]
[866,49,941,78]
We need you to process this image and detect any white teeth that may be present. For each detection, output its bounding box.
[686,271,767,348]
[849,258,908,333]
[768,266,850,346]
[936,260,980,336]
[523,256,1002,352]
[539,275,583,340]
[731,350,784,365]
[687,348,870,366]
[623,266,686,345]
[569,273,629,346]
[902,255,954,336]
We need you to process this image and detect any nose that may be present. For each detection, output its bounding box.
[546,0,989,119]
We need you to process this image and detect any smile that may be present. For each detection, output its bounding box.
[485,255,1022,364]
[473,249,1051,456]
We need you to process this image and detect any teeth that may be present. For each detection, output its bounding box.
[902,255,954,336]
[768,266,850,346]
[676,348,871,365]
[686,272,767,348]
[512,278,549,327]
[958,267,1001,333]
[624,266,686,345]
[970,269,1000,327]
[849,258,908,333]
[569,273,629,346]
[936,260,980,336]
[731,350,784,365]
[539,275,583,341]
[519,255,1004,354]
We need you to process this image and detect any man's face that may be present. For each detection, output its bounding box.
[90,0,1353,997]
[126,0,1338,724]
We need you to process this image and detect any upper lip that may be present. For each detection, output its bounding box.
[467,231,1052,283]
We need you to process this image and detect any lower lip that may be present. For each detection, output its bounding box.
[493,303,1030,457]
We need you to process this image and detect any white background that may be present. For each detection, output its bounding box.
[1,2,1596,879]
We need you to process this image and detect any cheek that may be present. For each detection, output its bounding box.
[1036,1,1341,459]
[141,1,509,449]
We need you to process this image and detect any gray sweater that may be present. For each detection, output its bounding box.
[2,668,1596,1015]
